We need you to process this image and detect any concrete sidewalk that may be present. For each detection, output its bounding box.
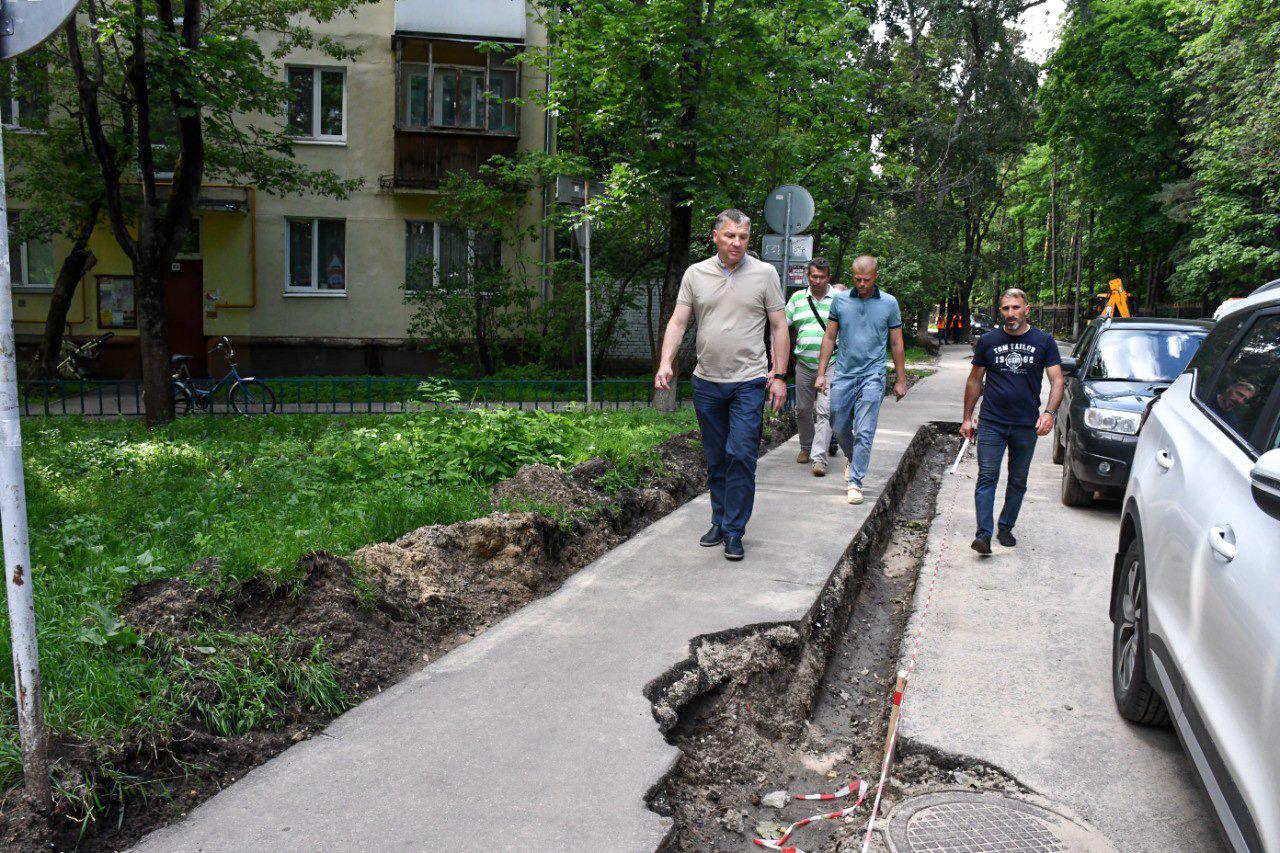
[132,353,969,852]
[898,406,1227,851]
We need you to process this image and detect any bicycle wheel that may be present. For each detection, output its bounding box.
[173,382,195,416]
[229,380,278,415]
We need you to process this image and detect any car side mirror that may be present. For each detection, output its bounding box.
[1251,449,1280,522]
[1060,356,1078,377]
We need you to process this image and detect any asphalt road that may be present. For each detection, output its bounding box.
[899,405,1229,852]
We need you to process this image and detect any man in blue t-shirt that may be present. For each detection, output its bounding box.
[815,255,909,505]
[960,288,1064,554]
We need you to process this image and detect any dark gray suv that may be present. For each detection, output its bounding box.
[1054,317,1213,505]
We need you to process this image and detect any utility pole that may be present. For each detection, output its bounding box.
[0,124,51,810]
[1072,212,1083,338]
[1049,159,1058,333]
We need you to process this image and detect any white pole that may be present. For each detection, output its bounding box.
[583,184,593,408]
[0,124,50,807]
[781,190,793,290]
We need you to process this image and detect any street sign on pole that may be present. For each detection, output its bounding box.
[0,0,86,808]
[1,0,82,59]
[557,176,608,407]
[764,184,816,292]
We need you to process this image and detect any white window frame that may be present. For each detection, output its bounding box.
[285,217,347,296]
[286,65,347,143]
[9,211,53,292]
[404,220,499,294]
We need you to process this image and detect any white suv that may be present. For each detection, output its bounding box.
[1112,294,1280,853]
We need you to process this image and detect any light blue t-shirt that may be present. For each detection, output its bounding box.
[829,288,902,378]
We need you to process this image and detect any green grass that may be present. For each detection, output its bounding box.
[0,407,697,789]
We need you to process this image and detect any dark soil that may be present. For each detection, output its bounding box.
[649,428,970,852]
[2,413,796,852]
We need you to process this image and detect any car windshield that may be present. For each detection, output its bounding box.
[1086,329,1207,382]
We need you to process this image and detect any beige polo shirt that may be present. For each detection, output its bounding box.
[677,254,786,383]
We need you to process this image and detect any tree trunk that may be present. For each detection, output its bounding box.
[135,264,175,426]
[36,206,102,377]
[651,188,693,412]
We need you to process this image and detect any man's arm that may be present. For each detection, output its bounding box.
[654,304,693,390]
[1036,364,1065,437]
[960,365,985,439]
[889,327,908,400]
[815,320,839,392]
[767,309,789,412]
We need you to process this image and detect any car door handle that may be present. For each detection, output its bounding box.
[1155,449,1174,470]
[1208,526,1237,562]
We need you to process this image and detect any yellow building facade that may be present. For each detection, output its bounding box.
[10,0,551,376]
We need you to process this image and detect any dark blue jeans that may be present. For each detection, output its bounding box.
[974,419,1038,539]
[692,375,767,538]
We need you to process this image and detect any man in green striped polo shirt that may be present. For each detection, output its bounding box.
[786,258,836,476]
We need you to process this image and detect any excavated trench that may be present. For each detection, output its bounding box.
[647,425,1025,852]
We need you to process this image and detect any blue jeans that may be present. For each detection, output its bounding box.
[830,372,885,488]
[974,419,1038,539]
[691,376,767,537]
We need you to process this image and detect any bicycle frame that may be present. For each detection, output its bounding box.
[179,364,246,404]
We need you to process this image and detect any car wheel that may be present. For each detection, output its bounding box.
[1052,424,1065,465]
[1060,449,1093,506]
[1112,540,1170,726]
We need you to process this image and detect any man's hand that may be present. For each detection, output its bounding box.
[1035,412,1055,437]
[960,418,977,440]
[768,377,787,413]
[814,372,828,393]
[893,376,909,401]
[654,364,674,390]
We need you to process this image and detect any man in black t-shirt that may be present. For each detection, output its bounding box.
[960,289,1065,555]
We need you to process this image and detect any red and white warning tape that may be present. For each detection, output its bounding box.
[752,779,869,853]
[858,484,959,852]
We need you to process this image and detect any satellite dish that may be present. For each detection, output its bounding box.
[764,184,815,234]
[1,0,83,60]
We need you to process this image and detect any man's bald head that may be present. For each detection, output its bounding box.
[852,255,878,275]
[851,255,879,297]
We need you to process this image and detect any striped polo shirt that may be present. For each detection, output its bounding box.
[785,287,834,369]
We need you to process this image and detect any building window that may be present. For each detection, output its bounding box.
[405,220,500,293]
[97,277,137,329]
[1,61,48,130]
[286,218,346,293]
[8,211,54,291]
[397,46,520,134]
[287,66,345,141]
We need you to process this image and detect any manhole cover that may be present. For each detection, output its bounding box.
[884,791,1116,853]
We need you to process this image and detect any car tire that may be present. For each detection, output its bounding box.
[1112,540,1170,726]
[1060,450,1093,506]
[1052,425,1065,465]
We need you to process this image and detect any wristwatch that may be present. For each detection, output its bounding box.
[1045,410,1058,420]
[771,373,786,381]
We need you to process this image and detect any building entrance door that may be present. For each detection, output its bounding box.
[165,260,206,376]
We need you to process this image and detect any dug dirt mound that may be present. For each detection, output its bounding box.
[10,422,792,852]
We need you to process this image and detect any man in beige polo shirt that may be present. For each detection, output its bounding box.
[655,209,789,561]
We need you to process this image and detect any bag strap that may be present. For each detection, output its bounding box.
[806,294,827,331]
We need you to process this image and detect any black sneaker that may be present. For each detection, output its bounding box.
[829,439,840,458]
[699,525,724,547]
[997,528,1017,547]
[723,535,745,561]
[971,535,992,555]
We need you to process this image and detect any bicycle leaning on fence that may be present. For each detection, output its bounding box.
[171,336,278,415]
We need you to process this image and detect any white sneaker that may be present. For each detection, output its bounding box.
[847,485,864,504]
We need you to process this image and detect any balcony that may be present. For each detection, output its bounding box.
[390,130,519,190]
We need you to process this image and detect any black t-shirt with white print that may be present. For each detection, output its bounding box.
[972,326,1061,427]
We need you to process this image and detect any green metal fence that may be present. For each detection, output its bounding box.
[16,377,714,417]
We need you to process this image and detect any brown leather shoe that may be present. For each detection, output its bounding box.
[796,449,811,464]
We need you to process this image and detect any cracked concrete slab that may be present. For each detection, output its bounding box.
[897,394,1228,853]
[132,353,967,853]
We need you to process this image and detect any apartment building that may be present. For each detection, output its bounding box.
[10,0,552,376]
